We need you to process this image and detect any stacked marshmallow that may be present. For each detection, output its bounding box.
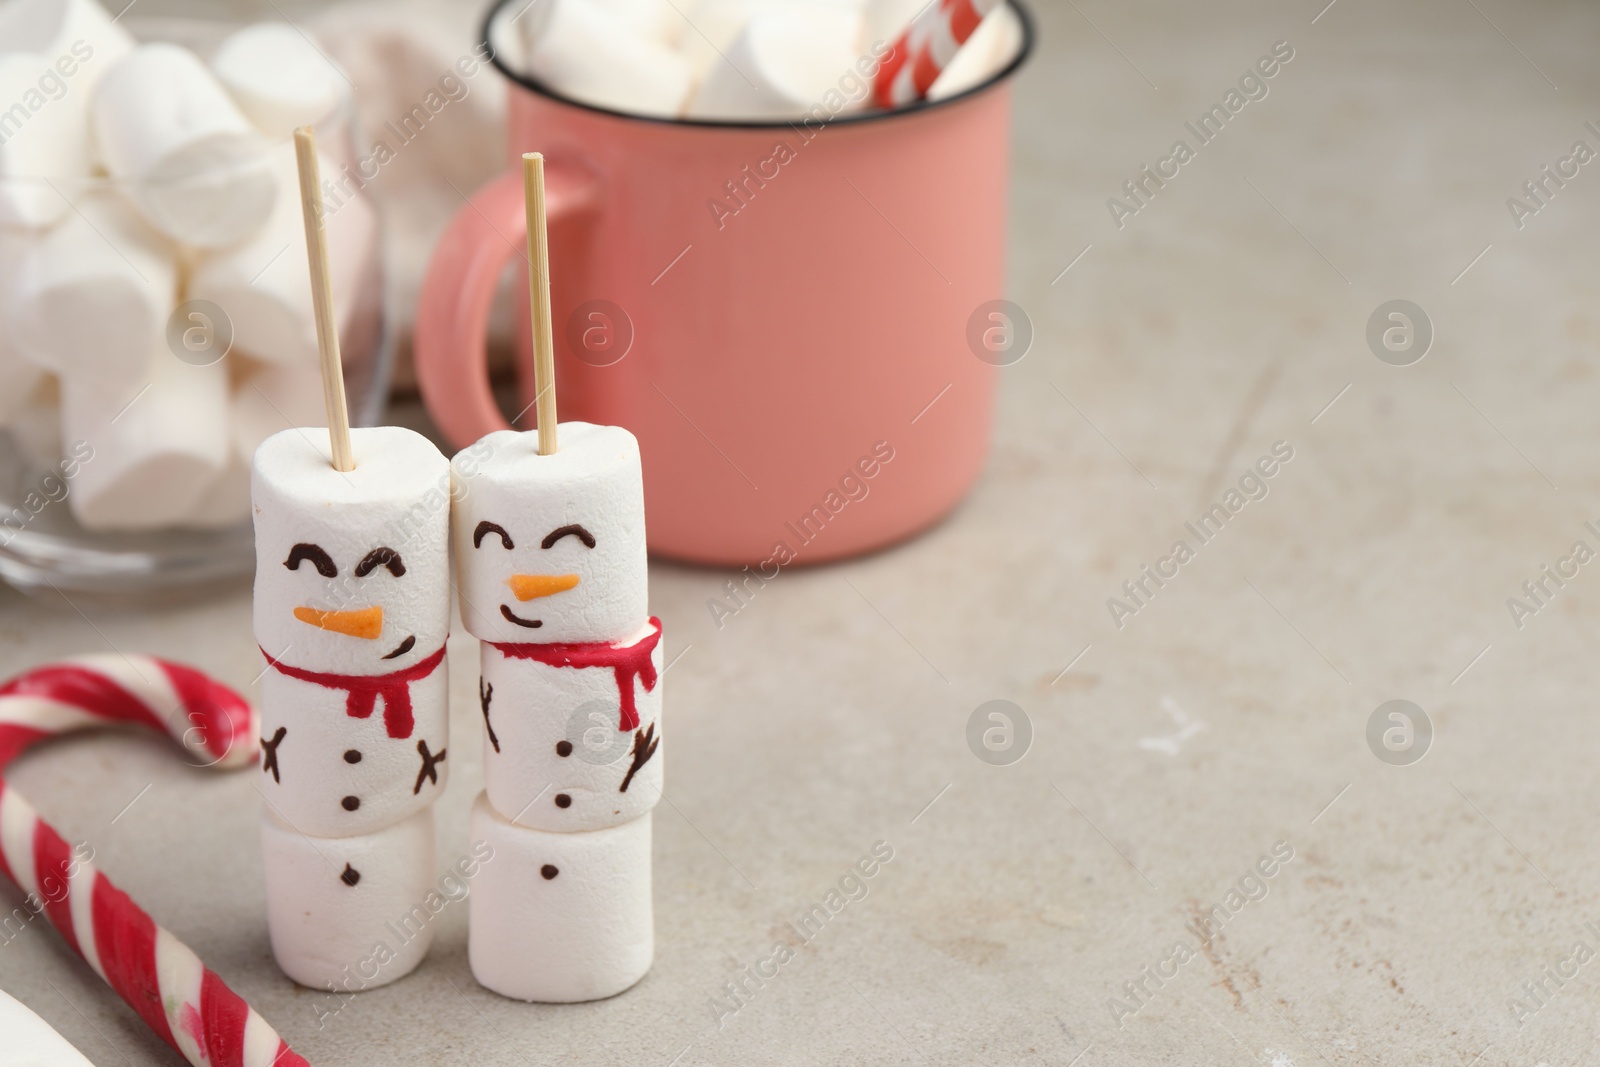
[493,0,1022,121]
[0,0,374,532]
[251,426,453,991]
[452,422,662,1002]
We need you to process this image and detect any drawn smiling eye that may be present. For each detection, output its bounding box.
[541,524,596,549]
[354,547,405,577]
[474,521,513,550]
[284,543,337,577]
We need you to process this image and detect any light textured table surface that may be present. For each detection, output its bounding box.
[5,1,1600,1064]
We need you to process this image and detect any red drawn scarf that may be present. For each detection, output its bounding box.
[490,617,662,732]
[258,645,446,739]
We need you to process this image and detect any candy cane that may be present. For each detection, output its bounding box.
[874,0,1000,109]
[0,655,310,1067]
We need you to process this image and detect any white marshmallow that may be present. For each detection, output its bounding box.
[252,426,452,837]
[211,22,348,139]
[184,359,323,530]
[592,0,679,44]
[480,619,662,832]
[518,0,692,119]
[93,44,277,248]
[860,0,924,52]
[451,423,648,644]
[256,661,449,838]
[0,233,48,425]
[183,358,318,531]
[0,0,135,71]
[189,144,375,367]
[5,191,176,387]
[5,376,61,468]
[0,0,134,228]
[252,426,452,673]
[687,8,863,120]
[0,53,78,229]
[183,452,251,529]
[0,987,96,1067]
[233,360,327,461]
[469,795,653,1002]
[63,350,229,531]
[484,2,528,72]
[261,805,436,991]
[928,1,1021,100]
[673,0,751,80]
[0,367,47,433]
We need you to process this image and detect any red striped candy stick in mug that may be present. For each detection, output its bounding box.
[873,0,1000,108]
[0,655,310,1067]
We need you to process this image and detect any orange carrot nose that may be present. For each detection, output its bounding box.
[507,574,580,601]
[293,606,384,639]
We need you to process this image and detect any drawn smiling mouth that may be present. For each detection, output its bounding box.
[500,604,543,629]
[382,635,417,660]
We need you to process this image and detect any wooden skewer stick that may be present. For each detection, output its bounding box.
[294,126,356,473]
[523,153,559,456]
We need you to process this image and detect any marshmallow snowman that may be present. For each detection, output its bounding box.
[452,422,661,827]
[452,422,661,1000]
[252,425,451,990]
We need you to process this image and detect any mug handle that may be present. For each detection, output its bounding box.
[414,158,601,450]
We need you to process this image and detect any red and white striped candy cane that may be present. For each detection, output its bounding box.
[873,0,1000,109]
[0,655,310,1067]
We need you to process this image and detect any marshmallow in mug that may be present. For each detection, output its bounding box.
[252,426,452,838]
[6,191,176,389]
[260,805,436,991]
[0,0,133,228]
[212,22,348,139]
[451,422,648,644]
[515,0,692,119]
[590,0,680,44]
[190,144,375,368]
[928,1,1023,101]
[0,987,96,1067]
[673,0,751,80]
[479,617,663,833]
[93,43,277,248]
[860,0,925,55]
[468,794,653,1002]
[687,8,865,121]
[63,351,229,531]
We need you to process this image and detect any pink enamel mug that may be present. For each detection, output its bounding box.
[416,1,1034,566]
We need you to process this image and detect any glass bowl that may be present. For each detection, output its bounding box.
[0,17,390,600]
